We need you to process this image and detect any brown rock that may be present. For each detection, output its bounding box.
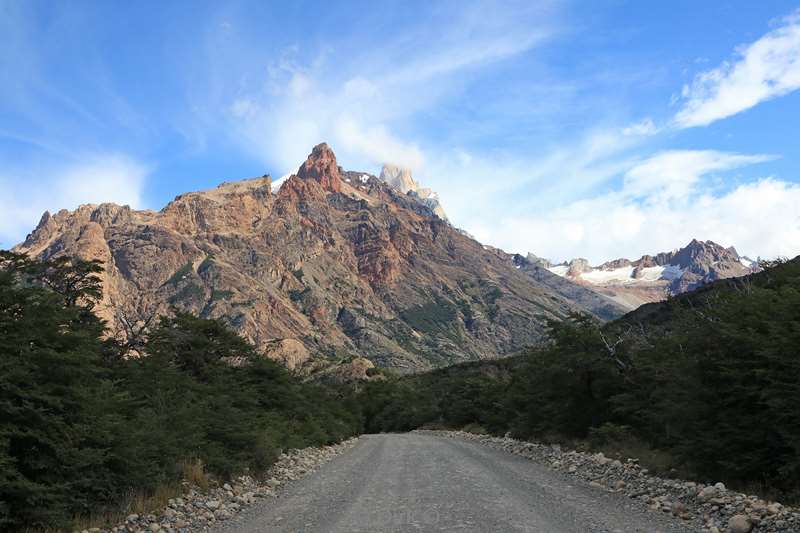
[728,514,753,533]
[297,143,342,192]
[263,339,311,371]
[13,143,615,372]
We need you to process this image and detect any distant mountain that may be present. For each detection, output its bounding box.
[379,164,448,220]
[534,239,759,309]
[511,254,629,321]
[15,143,618,373]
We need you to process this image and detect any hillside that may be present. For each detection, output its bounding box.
[361,256,800,502]
[15,143,623,372]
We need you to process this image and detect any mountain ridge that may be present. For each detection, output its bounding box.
[15,142,619,372]
[533,239,759,309]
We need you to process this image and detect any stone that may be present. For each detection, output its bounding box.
[728,514,753,533]
[767,502,782,514]
[697,486,717,502]
[671,501,687,515]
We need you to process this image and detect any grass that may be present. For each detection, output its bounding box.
[211,289,234,302]
[164,262,194,286]
[400,298,458,336]
[65,459,211,532]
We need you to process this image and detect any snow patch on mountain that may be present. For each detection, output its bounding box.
[537,239,759,310]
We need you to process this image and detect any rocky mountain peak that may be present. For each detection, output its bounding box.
[670,239,737,273]
[538,238,758,310]
[566,258,592,277]
[380,164,417,194]
[297,142,342,192]
[16,141,618,373]
[378,164,448,220]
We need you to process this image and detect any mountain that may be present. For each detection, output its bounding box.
[379,164,448,220]
[15,143,618,372]
[537,239,759,310]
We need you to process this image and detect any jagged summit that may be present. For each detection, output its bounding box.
[378,164,447,220]
[380,164,417,194]
[297,142,342,192]
[14,142,615,373]
[542,239,759,310]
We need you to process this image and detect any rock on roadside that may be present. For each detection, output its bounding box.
[420,431,800,533]
[84,438,358,533]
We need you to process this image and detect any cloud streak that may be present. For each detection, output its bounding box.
[217,2,561,174]
[674,10,800,128]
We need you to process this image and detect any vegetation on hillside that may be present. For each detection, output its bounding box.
[361,258,800,500]
[2,250,798,530]
[0,252,361,531]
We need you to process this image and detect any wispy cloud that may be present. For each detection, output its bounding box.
[622,150,775,202]
[468,150,794,263]
[0,155,147,247]
[674,9,800,128]
[212,1,562,174]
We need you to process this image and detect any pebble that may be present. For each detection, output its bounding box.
[422,430,799,533]
[92,438,359,533]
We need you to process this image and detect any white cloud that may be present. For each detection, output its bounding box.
[622,117,658,137]
[674,10,800,128]
[459,150,798,263]
[334,118,425,170]
[0,154,147,247]
[212,2,560,175]
[622,150,774,202]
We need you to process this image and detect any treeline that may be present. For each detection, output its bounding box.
[361,258,800,499]
[0,252,362,530]
[3,251,799,529]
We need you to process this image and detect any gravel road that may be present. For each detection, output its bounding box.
[212,433,695,533]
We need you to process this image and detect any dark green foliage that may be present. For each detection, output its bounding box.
[211,289,234,301]
[198,255,214,273]
[164,262,194,286]
[0,252,125,528]
[289,287,311,302]
[0,252,362,531]
[168,282,205,305]
[360,359,518,434]
[400,297,458,335]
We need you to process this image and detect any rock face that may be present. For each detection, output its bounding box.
[15,143,611,372]
[379,164,448,220]
[542,240,759,310]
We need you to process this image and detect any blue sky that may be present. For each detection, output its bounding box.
[2,0,800,263]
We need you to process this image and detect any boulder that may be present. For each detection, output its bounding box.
[728,514,753,533]
[263,339,311,371]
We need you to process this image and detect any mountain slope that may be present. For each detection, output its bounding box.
[538,239,759,309]
[511,254,629,321]
[15,143,613,372]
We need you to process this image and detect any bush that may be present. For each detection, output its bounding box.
[0,252,363,531]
